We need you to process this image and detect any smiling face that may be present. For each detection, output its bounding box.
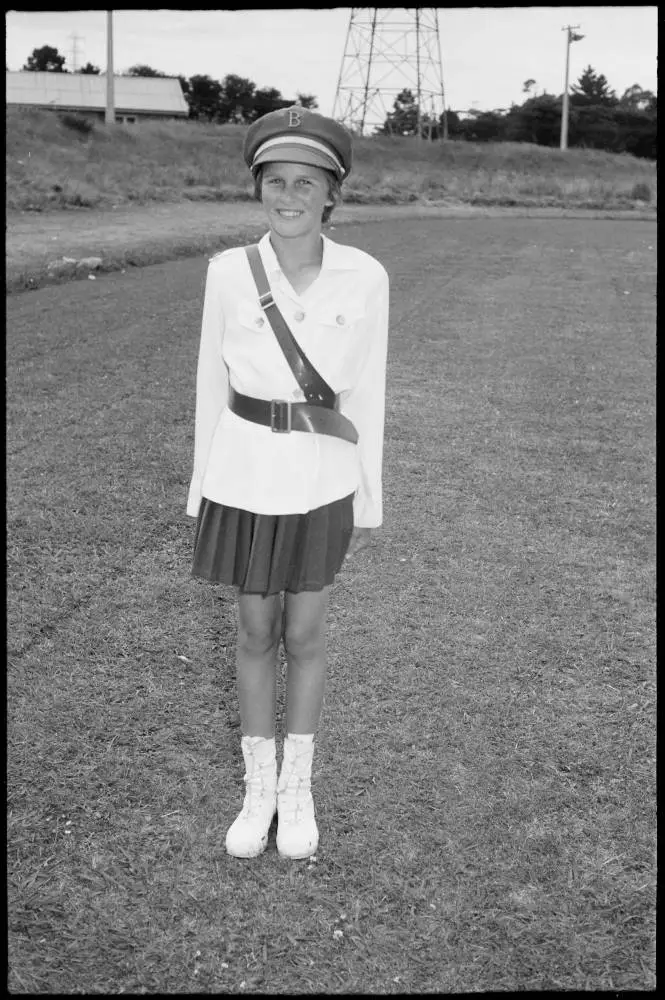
[258,161,336,240]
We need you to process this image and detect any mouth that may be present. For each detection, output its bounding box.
[275,209,304,219]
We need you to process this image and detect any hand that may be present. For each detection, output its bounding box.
[345,527,372,560]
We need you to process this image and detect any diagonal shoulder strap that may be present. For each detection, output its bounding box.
[245,244,336,407]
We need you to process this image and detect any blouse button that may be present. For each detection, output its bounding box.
[256,317,264,328]
[336,314,345,325]
[294,310,305,322]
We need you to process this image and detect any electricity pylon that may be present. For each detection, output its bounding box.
[332,7,448,138]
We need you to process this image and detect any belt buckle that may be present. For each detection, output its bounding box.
[270,399,292,433]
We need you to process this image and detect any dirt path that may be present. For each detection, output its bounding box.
[7,201,475,269]
[6,199,655,292]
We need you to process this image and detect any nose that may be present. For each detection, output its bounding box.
[275,182,303,200]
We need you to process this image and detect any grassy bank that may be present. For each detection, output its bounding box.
[6,107,656,214]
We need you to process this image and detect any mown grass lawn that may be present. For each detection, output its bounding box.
[6,215,656,993]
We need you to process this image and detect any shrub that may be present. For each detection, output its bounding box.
[59,113,95,136]
[630,181,651,202]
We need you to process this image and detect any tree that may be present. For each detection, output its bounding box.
[568,104,619,150]
[617,108,656,159]
[377,88,440,137]
[420,64,655,158]
[296,93,318,109]
[251,86,290,121]
[186,74,223,120]
[218,73,256,123]
[126,64,167,77]
[78,62,100,75]
[570,65,618,107]
[459,108,508,143]
[505,94,561,146]
[619,84,656,112]
[440,108,462,138]
[177,75,191,102]
[23,45,67,72]
[378,89,420,136]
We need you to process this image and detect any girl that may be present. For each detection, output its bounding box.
[187,106,389,860]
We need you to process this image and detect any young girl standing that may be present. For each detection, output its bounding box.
[187,106,389,860]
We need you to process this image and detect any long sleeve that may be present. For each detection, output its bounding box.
[343,267,390,528]
[187,262,229,517]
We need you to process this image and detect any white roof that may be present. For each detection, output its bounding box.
[5,71,188,115]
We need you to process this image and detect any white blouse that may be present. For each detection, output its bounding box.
[187,231,389,528]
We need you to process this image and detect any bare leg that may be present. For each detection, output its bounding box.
[282,586,330,735]
[235,591,283,738]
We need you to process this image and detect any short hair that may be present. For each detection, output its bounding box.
[253,165,342,225]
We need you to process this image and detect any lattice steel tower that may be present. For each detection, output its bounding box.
[332,8,447,137]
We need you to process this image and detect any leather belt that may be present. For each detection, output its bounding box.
[228,387,358,444]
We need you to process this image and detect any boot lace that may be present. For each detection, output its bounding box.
[278,772,312,824]
[241,759,274,819]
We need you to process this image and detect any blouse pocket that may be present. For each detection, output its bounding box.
[318,304,366,334]
[236,301,267,333]
[308,305,368,392]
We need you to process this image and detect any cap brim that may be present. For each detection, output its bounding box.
[252,144,342,178]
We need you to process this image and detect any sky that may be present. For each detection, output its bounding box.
[5,7,658,120]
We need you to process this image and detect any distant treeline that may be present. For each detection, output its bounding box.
[381,68,656,160]
[18,46,319,121]
[19,46,657,159]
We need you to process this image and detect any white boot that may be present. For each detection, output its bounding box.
[276,733,319,860]
[225,735,277,858]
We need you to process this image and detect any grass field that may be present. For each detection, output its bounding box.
[5,106,656,214]
[6,214,656,992]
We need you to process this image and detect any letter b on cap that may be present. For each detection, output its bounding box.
[287,108,302,127]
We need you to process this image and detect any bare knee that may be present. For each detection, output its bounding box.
[283,619,326,662]
[237,598,282,658]
[238,620,281,658]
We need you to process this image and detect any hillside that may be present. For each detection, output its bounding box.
[6,107,656,213]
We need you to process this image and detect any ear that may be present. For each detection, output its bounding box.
[325,187,340,209]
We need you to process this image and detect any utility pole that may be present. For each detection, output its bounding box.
[105,10,115,124]
[415,7,422,139]
[560,24,583,150]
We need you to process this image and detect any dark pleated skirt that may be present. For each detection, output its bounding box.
[191,493,354,596]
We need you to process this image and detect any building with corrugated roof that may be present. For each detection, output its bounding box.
[5,71,188,123]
